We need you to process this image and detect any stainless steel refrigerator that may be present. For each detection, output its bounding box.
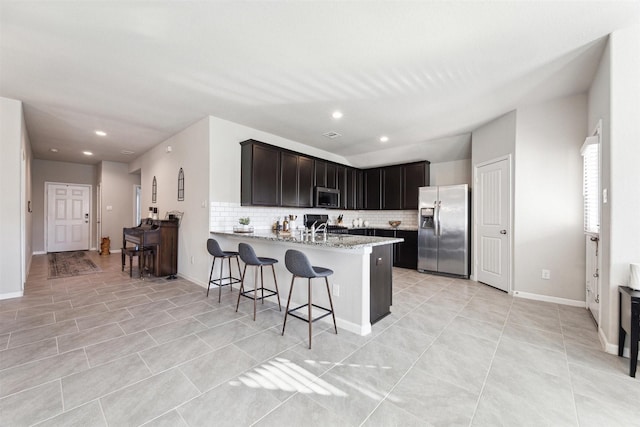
[418,184,470,278]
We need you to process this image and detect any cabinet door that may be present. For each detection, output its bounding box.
[314,160,327,188]
[246,143,280,206]
[326,163,338,189]
[403,162,429,209]
[280,152,299,207]
[364,168,382,210]
[355,169,364,210]
[370,244,393,324]
[298,156,314,207]
[336,165,347,209]
[396,230,418,269]
[383,165,403,210]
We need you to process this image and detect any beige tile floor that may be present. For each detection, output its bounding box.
[1,251,639,426]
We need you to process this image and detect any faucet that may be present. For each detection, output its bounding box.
[310,222,327,241]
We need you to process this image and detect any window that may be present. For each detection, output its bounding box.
[581,135,600,234]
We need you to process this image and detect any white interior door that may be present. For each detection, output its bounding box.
[47,183,90,252]
[476,158,511,292]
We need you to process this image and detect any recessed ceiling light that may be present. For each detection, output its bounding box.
[95,130,107,136]
[120,150,135,155]
[50,148,59,153]
[83,151,93,156]
[380,136,389,143]
[332,111,343,119]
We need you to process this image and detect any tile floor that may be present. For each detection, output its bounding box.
[1,252,639,426]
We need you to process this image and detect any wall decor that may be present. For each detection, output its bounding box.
[177,168,184,201]
[152,176,157,203]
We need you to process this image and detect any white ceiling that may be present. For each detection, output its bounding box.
[1,1,638,167]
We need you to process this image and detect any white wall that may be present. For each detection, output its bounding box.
[31,160,97,253]
[471,111,517,167]
[514,94,587,302]
[595,25,640,351]
[430,159,471,187]
[99,161,141,245]
[0,97,27,298]
[139,117,211,285]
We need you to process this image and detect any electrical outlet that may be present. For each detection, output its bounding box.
[542,269,551,280]
[332,284,340,297]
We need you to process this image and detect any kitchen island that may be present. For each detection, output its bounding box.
[210,230,403,335]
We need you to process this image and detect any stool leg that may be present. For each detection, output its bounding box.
[325,277,338,335]
[121,250,125,271]
[260,265,265,304]
[236,264,247,313]
[234,255,242,286]
[218,256,225,303]
[129,253,133,277]
[308,278,312,349]
[228,257,234,294]
[271,265,282,311]
[207,257,216,297]
[253,266,259,321]
[282,276,295,336]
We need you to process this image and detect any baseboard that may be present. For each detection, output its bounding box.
[0,291,24,300]
[33,251,46,255]
[513,290,585,307]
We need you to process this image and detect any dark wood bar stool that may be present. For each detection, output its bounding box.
[206,238,242,302]
[282,249,338,349]
[121,245,154,278]
[235,243,281,321]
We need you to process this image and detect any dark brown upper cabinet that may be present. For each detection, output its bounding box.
[241,140,280,206]
[382,165,403,210]
[281,151,313,207]
[364,168,382,210]
[241,139,428,210]
[402,161,430,209]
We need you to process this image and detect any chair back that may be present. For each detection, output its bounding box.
[238,243,261,265]
[206,238,225,257]
[285,249,317,278]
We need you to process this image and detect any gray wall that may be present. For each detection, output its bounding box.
[31,159,97,253]
[100,161,140,245]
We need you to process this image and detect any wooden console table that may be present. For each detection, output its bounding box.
[618,286,640,377]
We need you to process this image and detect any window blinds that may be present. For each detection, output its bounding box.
[581,135,600,234]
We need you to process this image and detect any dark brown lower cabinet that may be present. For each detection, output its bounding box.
[370,244,393,324]
[395,230,418,269]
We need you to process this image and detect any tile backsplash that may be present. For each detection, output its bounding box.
[209,202,417,232]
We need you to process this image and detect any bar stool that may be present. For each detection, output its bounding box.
[206,238,242,302]
[282,249,338,349]
[235,243,282,320]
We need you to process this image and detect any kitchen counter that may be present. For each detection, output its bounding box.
[211,230,399,336]
[349,226,418,232]
[213,230,403,249]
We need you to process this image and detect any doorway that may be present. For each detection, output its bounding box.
[475,156,512,292]
[46,182,91,252]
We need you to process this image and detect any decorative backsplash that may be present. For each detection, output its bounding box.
[209,202,418,232]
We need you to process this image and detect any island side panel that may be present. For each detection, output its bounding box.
[212,233,373,336]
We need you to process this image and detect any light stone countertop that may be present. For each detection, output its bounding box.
[348,226,418,232]
[211,230,403,249]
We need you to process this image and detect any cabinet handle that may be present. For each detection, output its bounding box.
[376,257,383,265]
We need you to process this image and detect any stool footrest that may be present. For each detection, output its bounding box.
[240,288,278,301]
[287,303,333,324]
[209,276,242,287]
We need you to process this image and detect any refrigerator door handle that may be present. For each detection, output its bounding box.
[433,201,439,236]
[437,201,442,236]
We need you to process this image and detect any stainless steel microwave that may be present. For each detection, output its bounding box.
[314,187,340,208]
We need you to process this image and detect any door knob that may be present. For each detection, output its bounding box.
[500,230,507,234]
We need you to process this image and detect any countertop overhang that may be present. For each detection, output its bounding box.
[211,230,403,249]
